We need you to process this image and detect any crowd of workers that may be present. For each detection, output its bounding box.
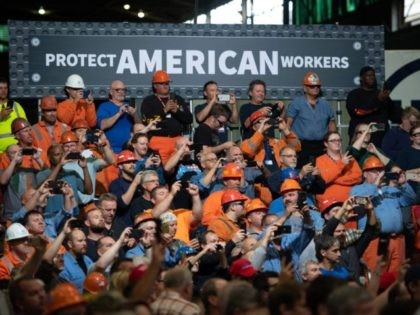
[0,65,419,315]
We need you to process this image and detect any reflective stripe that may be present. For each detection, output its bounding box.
[0,133,12,139]
[1,256,14,274]
[32,124,43,142]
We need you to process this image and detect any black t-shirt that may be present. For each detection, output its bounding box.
[128,196,155,225]
[239,102,276,139]
[141,94,193,137]
[193,123,220,153]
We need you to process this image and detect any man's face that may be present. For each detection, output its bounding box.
[15,127,33,145]
[69,229,87,256]
[132,136,149,156]
[303,263,321,282]
[283,190,299,206]
[334,223,346,245]
[249,84,265,104]
[120,161,136,177]
[66,87,83,99]
[49,145,64,166]
[247,210,265,228]
[86,209,105,232]
[0,82,8,101]
[363,168,383,184]
[97,236,116,257]
[63,141,78,153]
[109,81,126,103]
[205,232,219,246]
[204,83,218,100]
[361,70,377,88]
[153,81,170,96]
[200,153,218,170]
[211,115,227,130]
[280,148,297,168]
[223,178,241,189]
[99,200,117,225]
[226,146,244,164]
[152,187,169,204]
[323,241,341,264]
[18,279,47,314]
[42,109,57,125]
[6,144,21,161]
[303,84,321,97]
[9,237,31,257]
[141,175,159,193]
[411,127,420,147]
[26,213,45,235]
[74,128,87,141]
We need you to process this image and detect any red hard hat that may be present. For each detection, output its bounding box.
[245,198,268,215]
[303,71,321,86]
[40,95,57,110]
[362,155,384,171]
[11,118,30,134]
[72,119,89,130]
[83,272,108,295]
[117,150,136,164]
[249,110,268,125]
[60,131,79,144]
[279,179,301,194]
[44,283,85,315]
[319,198,343,214]
[221,189,247,206]
[221,162,243,179]
[152,70,171,83]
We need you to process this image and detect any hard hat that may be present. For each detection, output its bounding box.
[362,155,384,171]
[221,189,247,206]
[83,272,108,295]
[245,198,268,215]
[221,162,243,179]
[134,212,154,227]
[279,167,300,182]
[5,223,29,241]
[117,150,136,164]
[40,95,57,110]
[279,179,301,194]
[60,131,79,144]
[11,118,31,134]
[319,198,343,214]
[249,110,268,125]
[72,119,89,130]
[152,70,171,83]
[303,71,321,86]
[44,283,85,315]
[175,246,196,262]
[160,211,177,225]
[65,74,85,89]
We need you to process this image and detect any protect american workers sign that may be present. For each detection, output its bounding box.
[8,21,384,100]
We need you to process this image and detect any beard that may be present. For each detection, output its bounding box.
[90,226,105,234]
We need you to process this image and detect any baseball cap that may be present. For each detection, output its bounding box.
[229,258,257,278]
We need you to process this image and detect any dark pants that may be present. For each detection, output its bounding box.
[297,140,325,169]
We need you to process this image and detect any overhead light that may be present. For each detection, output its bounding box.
[123,4,130,10]
[138,10,145,18]
[38,6,46,15]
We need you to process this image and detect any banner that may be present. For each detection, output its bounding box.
[8,21,384,100]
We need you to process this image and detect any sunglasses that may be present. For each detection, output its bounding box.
[156,82,169,86]
[305,85,321,89]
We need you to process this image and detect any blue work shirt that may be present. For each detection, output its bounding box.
[60,252,94,292]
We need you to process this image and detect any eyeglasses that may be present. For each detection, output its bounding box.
[281,154,297,158]
[217,118,227,126]
[156,82,169,86]
[144,179,159,184]
[204,158,217,162]
[328,139,342,143]
[113,88,127,93]
[305,85,321,89]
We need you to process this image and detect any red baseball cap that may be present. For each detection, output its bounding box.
[229,258,257,278]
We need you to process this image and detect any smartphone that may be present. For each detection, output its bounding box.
[21,148,37,156]
[377,238,389,257]
[131,229,144,239]
[68,219,85,230]
[297,191,307,209]
[47,180,64,195]
[246,160,258,167]
[66,152,82,160]
[353,205,365,216]
[218,94,230,102]
[354,196,369,206]
[169,92,177,100]
[274,225,292,236]
[129,97,136,108]
[371,123,386,132]
[83,89,90,99]
[180,181,190,189]
[308,155,316,166]
[384,172,400,181]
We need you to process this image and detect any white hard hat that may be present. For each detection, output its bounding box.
[160,211,177,225]
[6,223,30,241]
[65,74,85,89]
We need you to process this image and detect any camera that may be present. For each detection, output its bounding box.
[180,181,190,189]
[131,229,145,240]
[21,148,37,156]
[47,180,65,194]
[384,172,400,181]
[274,225,292,237]
[85,129,101,145]
[83,89,91,99]
[218,94,230,103]
[354,196,369,206]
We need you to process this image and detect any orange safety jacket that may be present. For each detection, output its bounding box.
[31,120,70,153]
[57,98,97,128]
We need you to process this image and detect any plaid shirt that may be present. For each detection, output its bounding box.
[151,290,200,315]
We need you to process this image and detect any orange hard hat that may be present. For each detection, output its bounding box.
[362,155,384,171]
[152,70,171,83]
[11,118,30,134]
[221,189,247,206]
[222,162,243,179]
[303,71,321,86]
[44,282,85,315]
[117,150,136,164]
[72,119,89,130]
[245,198,268,215]
[279,179,301,194]
[319,198,343,214]
[60,131,79,144]
[83,272,108,295]
[134,212,154,227]
[249,110,268,125]
[40,95,57,110]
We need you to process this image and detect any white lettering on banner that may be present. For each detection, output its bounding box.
[45,50,351,74]
[139,50,162,73]
[45,53,117,67]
